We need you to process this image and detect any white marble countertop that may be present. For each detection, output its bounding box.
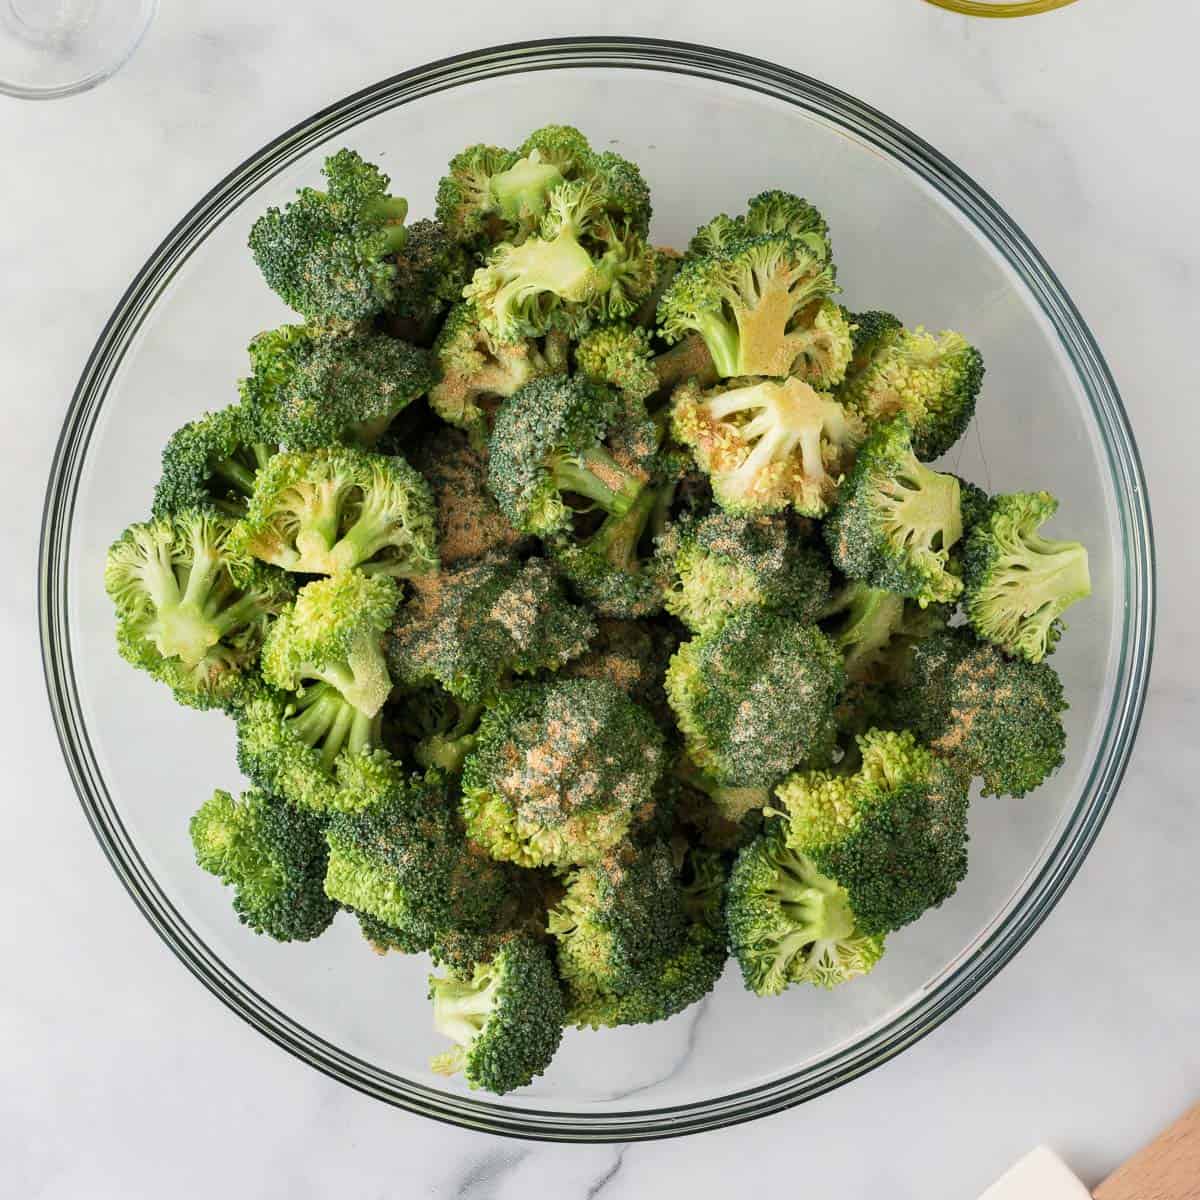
[3,2,1196,1196]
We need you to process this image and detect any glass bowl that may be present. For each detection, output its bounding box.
[40,38,1154,1140]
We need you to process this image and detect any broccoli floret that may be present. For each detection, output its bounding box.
[672,376,863,516]
[460,679,664,870]
[435,143,527,246]
[409,428,526,566]
[261,571,397,717]
[836,320,984,461]
[465,179,658,342]
[427,303,567,440]
[428,936,565,1095]
[237,446,438,578]
[689,191,832,264]
[153,402,278,520]
[388,218,473,343]
[324,770,520,956]
[897,626,1067,797]
[105,510,292,710]
[658,233,839,379]
[575,321,720,405]
[387,553,595,703]
[561,617,675,723]
[248,148,409,321]
[954,475,992,535]
[962,491,1091,663]
[824,417,964,605]
[240,322,435,450]
[389,684,485,775]
[190,787,336,942]
[771,729,970,935]
[666,610,844,786]
[657,508,832,635]
[486,373,654,537]
[726,823,884,994]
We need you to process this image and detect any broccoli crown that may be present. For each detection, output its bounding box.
[410,428,526,566]
[561,617,676,724]
[897,626,1068,797]
[666,609,844,786]
[428,302,566,437]
[658,233,840,379]
[248,148,409,320]
[324,771,519,954]
[460,679,665,869]
[237,445,438,578]
[486,373,652,536]
[235,683,397,814]
[105,510,293,710]
[962,491,1091,663]
[574,322,659,404]
[672,376,863,517]
[388,218,473,330]
[190,787,336,942]
[953,475,992,535]
[836,322,984,461]
[688,190,831,264]
[429,936,565,1095]
[241,322,435,451]
[153,402,278,520]
[824,417,964,605]
[726,823,884,994]
[261,570,397,717]
[772,729,970,935]
[464,178,658,342]
[387,553,595,702]
[658,508,832,636]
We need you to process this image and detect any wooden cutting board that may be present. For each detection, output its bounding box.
[1093,1104,1200,1200]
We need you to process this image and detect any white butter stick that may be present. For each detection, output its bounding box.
[979,1146,1092,1200]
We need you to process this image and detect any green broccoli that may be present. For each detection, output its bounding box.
[896,626,1068,797]
[671,375,863,516]
[427,302,568,440]
[389,684,485,775]
[105,509,293,710]
[836,318,985,461]
[771,729,970,935]
[428,936,565,1094]
[726,822,884,994]
[237,446,438,578]
[387,218,473,344]
[574,322,719,405]
[152,402,278,520]
[962,491,1091,663]
[486,373,654,537]
[239,322,436,450]
[387,553,595,703]
[689,190,832,264]
[824,416,964,605]
[190,787,336,942]
[666,610,844,786]
[658,233,840,380]
[561,617,676,724]
[261,570,397,717]
[460,679,664,870]
[657,508,832,635]
[248,148,409,321]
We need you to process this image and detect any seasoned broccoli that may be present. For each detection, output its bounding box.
[249,148,409,321]
[261,570,397,717]
[657,508,832,635]
[387,553,595,703]
[105,509,292,710]
[153,402,278,520]
[190,787,336,942]
[689,190,831,264]
[575,322,719,404]
[836,318,985,461]
[771,729,970,935]
[963,491,1090,663]
[897,626,1068,797]
[486,373,654,537]
[824,417,964,605]
[561,617,676,723]
[658,233,840,380]
[428,936,565,1094]
[954,475,992,535]
[237,446,438,578]
[726,823,884,994]
[465,178,657,341]
[666,610,844,786]
[672,375,863,516]
[387,218,473,343]
[240,322,436,450]
[460,679,664,869]
[427,302,567,439]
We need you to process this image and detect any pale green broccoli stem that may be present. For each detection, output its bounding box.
[362,195,410,255]
[150,538,236,665]
[294,485,344,565]
[213,457,257,495]
[587,483,658,567]
[330,492,403,574]
[1020,534,1092,600]
[415,702,483,774]
[551,447,644,515]
[490,155,564,221]
[430,969,500,1073]
[693,310,740,378]
[286,685,380,770]
[495,231,596,311]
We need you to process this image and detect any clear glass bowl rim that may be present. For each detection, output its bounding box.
[38,37,1156,1141]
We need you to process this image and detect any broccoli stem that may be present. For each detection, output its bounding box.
[552,447,644,516]
[692,311,741,378]
[213,457,258,496]
[362,196,410,255]
[415,702,483,774]
[653,333,717,392]
[586,484,659,570]
[490,156,564,222]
